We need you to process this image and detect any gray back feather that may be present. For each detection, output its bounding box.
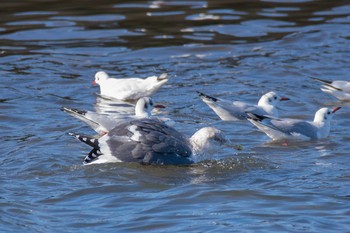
[269,119,318,139]
[105,119,193,165]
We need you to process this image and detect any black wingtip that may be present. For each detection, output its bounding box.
[310,76,332,85]
[68,132,99,149]
[68,132,79,138]
[61,107,87,115]
[197,91,218,102]
[309,77,343,91]
[246,112,267,121]
[83,148,103,164]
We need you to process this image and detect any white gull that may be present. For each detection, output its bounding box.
[247,107,341,141]
[198,91,290,121]
[93,71,169,101]
[68,118,225,165]
[62,97,173,135]
[312,77,350,101]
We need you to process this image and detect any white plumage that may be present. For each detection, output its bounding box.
[62,97,173,135]
[198,91,290,121]
[247,107,341,141]
[312,77,350,101]
[93,71,169,101]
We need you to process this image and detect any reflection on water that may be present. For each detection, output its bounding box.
[1,0,350,232]
[94,95,136,114]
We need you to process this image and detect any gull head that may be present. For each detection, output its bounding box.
[135,97,154,118]
[314,107,341,123]
[94,71,109,85]
[190,127,226,155]
[258,91,290,107]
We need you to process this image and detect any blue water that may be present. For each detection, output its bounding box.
[1,0,350,232]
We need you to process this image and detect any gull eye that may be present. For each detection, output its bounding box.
[327,111,331,115]
[274,96,277,100]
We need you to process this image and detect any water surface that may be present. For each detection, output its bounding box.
[1,0,350,232]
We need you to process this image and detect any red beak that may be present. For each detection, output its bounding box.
[280,97,290,101]
[332,107,341,113]
[92,81,97,85]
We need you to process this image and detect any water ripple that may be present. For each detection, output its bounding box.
[1,0,350,232]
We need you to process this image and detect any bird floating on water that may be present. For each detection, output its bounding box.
[93,71,169,101]
[311,77,350,101]
[68,118,225,165]
[247,107,341,141]
[198,91,290,121]
[62,97,173,135]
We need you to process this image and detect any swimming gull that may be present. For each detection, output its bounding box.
[312,77,350,101]
[198,91,289,121]
[247,107,341,141]
[62,97,173,135]
[68,118,225,165]
[93,71,169,101]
